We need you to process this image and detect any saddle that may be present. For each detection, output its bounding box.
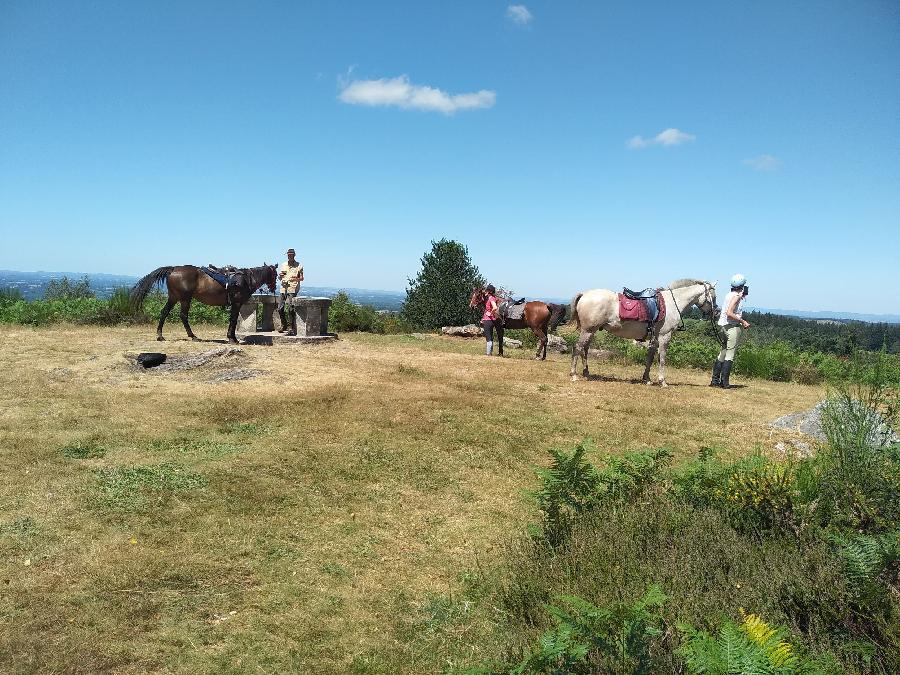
[623,287,658,300]
[618,288,666,340]
[499,297,527,322]
[201,264,240,288]
[202,264,249,307]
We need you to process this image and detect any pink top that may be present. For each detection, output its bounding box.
[482,295,498,322]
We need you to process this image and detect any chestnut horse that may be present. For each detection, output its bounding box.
[130,264,277,343]
[470,288,568,359]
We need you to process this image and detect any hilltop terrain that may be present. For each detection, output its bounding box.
[0,324,828,672]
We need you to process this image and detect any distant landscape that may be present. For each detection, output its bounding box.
[0,269,407,312]
[2,269,899,323]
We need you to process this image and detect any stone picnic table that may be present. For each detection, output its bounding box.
[237,294,336,344]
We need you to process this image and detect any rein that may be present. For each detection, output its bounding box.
[708,309,726,347]
[665,288,687,332]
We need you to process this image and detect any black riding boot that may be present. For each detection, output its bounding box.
[277,310,288,333]
[710,360,724,387]
[719,360,734,389]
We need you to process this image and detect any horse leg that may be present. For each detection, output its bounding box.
[497,325,504,356]
[227,303,240,343]
[533,324,547,360]
[570,330,595,380]
[179,298,199,341]
[641,341,658,384]
[657,333,672,387]
[156,298,176,341]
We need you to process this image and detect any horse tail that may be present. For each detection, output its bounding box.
[569,293,583,330]
[130,266,174,310]
[548,302,568,332]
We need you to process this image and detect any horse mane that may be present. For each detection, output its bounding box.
[669,278,708,289]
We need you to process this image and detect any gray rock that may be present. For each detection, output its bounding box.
[409,333,428,340]
[547,334,569,353]
[588,348,614,360]
[441,324,484,337]
[501,338,522,349]
[770,399,899,447]
[773,439,814,459]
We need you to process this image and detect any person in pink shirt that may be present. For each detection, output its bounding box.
[482,284,500,355]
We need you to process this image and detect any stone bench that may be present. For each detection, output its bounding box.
[238,294,333,337]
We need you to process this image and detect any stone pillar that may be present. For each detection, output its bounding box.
[291,297,332,336]
[252,294,278,331]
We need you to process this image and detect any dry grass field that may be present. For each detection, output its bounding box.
[0,325,826,673]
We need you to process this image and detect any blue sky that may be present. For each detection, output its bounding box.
[1,1,898,313]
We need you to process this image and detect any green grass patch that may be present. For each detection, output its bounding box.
[61,439,107,459]
[147,435,243,459]
[0,516,38,537]
[89,463,208,512]
[397,362,427,377]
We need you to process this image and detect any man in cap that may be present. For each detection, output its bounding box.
[277,248,304,335]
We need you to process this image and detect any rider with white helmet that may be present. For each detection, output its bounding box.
[710,274,751,388]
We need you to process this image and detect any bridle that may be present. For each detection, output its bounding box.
[699,282,727,347]
[665,282,719,338]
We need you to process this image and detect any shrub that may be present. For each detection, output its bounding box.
[816,367,900,533]
[329,291,379,332]
[43,275,94,300]
[511,586,667,674]
[531,441,672,544]
[0,287,24,306]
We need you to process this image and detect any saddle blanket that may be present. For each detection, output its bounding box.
[618,291,666,325]
[500,299,527,321]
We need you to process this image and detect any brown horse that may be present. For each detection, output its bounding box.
[130,264,277,343]
[469,288,568,359]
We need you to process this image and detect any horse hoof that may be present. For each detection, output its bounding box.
[156,336,165,342]
[660,381,668,388]
[571,375,579,382]
[190,336,201,342]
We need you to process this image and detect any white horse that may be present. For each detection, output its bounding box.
[569,279,718,386]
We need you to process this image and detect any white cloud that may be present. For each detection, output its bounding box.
[628,128,696,149]
[338,75,496,114]
[742,154,781,171]
[506,5,533,25]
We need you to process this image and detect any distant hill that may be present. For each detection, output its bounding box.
[746,306,900,325]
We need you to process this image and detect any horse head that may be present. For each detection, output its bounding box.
[263,263,277,293]
[469,287,485,309]
[698,281,719,319]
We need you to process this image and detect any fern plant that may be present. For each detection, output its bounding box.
[512,585,667,674]
[678,611,825,674]
[531,442,672,545]
[829,530,900,601]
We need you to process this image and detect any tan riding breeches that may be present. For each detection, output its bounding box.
[717,324,743,361]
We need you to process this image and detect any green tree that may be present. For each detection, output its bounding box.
[401,239,484,329]
[43,275,94,300]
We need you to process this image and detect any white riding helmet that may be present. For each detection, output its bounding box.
[730,273,746,289]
